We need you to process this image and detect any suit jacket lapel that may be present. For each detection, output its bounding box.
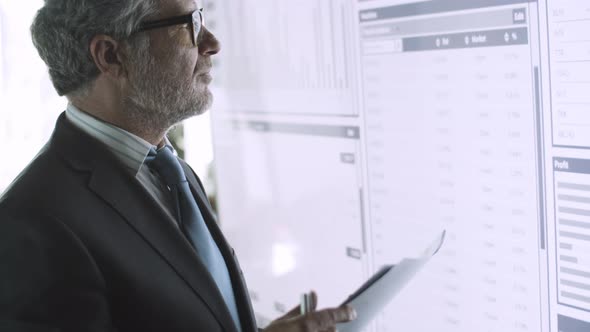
[50,113,239,332]
[181,162,258,332]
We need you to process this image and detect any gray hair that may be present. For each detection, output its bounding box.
[30,0,158,97]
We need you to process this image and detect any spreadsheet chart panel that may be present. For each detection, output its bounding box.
[202,0,590,331]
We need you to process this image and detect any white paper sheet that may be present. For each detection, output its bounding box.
[337,231,446,332]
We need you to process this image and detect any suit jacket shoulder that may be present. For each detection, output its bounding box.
[0,113,257,332]
[0,207,113,332]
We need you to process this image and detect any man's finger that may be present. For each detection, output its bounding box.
[310,291,318,312]
[301,305,356,331]
[279,290,317,320]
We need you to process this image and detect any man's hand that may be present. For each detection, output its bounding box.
[263,291,357,332]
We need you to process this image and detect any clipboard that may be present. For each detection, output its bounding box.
[336,231,446,332]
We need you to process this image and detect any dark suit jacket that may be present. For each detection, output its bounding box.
[0,113,258,332]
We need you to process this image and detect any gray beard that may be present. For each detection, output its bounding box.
[123,46,212,135]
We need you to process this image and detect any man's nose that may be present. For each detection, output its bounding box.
[199,27,220,56]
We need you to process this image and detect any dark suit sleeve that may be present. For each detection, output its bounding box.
[0,210,113,332]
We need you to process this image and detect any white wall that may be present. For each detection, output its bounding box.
[0,0,64,193]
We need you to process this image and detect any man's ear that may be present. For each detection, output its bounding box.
[89,35,127,79]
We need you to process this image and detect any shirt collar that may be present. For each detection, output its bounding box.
[65,103,174,175]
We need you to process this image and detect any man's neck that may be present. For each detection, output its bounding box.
[69,97,167,147]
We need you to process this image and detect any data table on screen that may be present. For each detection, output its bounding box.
[553,158,590,312]
[359,1,544,331]
[547,1,590,148]
[206,0,360,116]
[204,0,590,331]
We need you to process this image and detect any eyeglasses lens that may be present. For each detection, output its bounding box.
[193,10,203,45]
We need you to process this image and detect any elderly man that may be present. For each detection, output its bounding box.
[0,0,356,331]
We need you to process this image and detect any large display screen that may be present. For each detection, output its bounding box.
[205,0,590,330]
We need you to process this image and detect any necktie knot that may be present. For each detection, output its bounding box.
[147,145,186,186]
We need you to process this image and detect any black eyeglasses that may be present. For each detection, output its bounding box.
[137,8,203,46]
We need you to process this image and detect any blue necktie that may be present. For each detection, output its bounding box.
[147,145,242,331]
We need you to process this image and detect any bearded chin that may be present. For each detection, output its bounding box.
[124,64,212,133]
